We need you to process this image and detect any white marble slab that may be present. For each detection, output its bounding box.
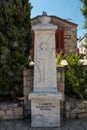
[29,92,62,127]
[33,22,57,92]
[31,98,60,127]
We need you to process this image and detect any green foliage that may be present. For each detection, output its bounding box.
[0,0,32,94]
[65,51,87,99]
[82,43,87,49]
[56,52,63,66]
[81,0,87,29]
[82,35,87,49]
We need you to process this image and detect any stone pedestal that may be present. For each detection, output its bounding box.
[29,15,62,127]
[29,92,62,127]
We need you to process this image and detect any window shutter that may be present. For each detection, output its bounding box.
[55,29,59,52]
[30,30,34,60]
[55,29,64,54]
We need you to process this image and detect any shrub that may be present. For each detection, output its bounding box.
[65,51,87,99]
[56,52,63,66]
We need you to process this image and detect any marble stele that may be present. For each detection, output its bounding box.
[29,15,62,127]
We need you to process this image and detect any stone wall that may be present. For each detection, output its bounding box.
[23,66,65,119]
[0,102,23,120]
[57,66,65,119]
[1,65,87,120]
[23,68,34,117]
[65,97,87,119]
[57,66,65,101]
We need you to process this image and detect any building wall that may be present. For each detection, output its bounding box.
[64,26,77,54]
[79,36,87,55]
[79,46,87,55]
[51,17,77,54]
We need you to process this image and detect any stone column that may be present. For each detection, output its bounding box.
[29,15,62,127]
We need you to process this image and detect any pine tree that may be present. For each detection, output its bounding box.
[0,0,32,95]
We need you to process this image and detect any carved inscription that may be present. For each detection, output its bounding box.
[36,102,56,111]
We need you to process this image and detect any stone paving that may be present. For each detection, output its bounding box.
[0,118,87,130]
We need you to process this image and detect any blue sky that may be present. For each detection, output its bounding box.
[30,0,86,41]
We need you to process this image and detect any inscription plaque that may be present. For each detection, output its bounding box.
[31,99,60,127]
[36,102,56,110]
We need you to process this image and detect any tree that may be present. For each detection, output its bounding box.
[81,0,87,29]
[80,1,87,56]
[82,38,87,49]
[0,0,32,95]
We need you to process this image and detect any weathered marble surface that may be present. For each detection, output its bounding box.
[33,22,57,92]
[29,92,62,127]
[29,92,62,99]
[29,15,62,127]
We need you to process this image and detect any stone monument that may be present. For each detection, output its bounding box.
[29,13,62,127]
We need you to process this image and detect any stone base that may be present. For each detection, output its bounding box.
[29,92,62,127]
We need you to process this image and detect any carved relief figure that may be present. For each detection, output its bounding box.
[34,32,56,89]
